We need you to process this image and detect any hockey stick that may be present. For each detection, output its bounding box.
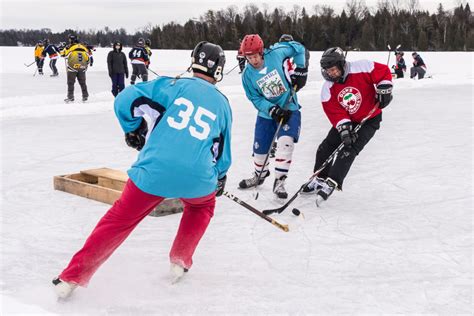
[24,61,36,67]
[253,87,296,200]
[148,68,160,77]
[223,191,289,232]
[262,105,379,215]
[224,63,239,75]
[386,44,401,67]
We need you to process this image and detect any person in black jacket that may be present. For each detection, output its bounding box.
[129,38,149,84]
[107,42,129,97]
[392,51,406,78]
[410,52,426,79]
[41,38,61,76]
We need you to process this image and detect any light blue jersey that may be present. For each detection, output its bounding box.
[241,41,307,119]
[114,76,232,198]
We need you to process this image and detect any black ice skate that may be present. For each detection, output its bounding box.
[64,97,74,103]
[301,176,326,194]
[273,175,288,200]
[315,178,338,207]
[82,96,88,102]
[238,170,269,189]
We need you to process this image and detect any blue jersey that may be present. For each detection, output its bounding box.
[241,41,307,119]
[115,76,232,198]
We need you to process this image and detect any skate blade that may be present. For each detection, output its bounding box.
[315,196,325,207]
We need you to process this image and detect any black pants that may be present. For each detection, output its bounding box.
[313,113,382,188]
[67,71,88,99]
[111,73,125,97]
[394,68,404,78]
[131,64,148,84]
[49,59,58,75]
[35,57,44,73]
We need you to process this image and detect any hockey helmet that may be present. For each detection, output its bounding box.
[320,47,346,82]
[68,34,78,44]
[145,39,151,46]
[191,41,226,82]
[137,38,145,47]
[279,34,294,42]
[239,34,264,56]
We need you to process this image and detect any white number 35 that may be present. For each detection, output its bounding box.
[166,97,216,140]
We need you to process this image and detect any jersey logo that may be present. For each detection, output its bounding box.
[337,87,362,114]
[256,69,287,99]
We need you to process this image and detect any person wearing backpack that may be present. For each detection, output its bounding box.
[60,34,91,103]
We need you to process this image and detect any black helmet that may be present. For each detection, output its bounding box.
[68,34,78,44]
[395,50,404,56]
[191,41,226,82]
[145,39,151,46]
[279,34,294,42]
[320,47,346,82]
[43,38,50,45]
[137,38,145,47]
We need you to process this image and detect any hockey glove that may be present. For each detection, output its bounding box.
[337,122,357,150]
[125,119,148,151]
[376,83,393,109]
[269,106,292,124]
[290,67,308,92]
[216,175,227,197]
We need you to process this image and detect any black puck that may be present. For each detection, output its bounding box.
[292,208,301,216]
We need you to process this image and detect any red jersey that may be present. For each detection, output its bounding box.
[321,60,392,128]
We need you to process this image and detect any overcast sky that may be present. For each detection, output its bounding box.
[0,0,469,33]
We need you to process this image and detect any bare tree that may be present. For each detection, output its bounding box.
[345,0,368,20]
[407,0,419,14]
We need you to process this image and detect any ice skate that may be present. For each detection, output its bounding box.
[315,178,337,207]
[273,175,288,200]
[301,176,326,195]
[64,97,74,103]
[238,170,269,189]
[52,277,77,299]
[82,96,88,103]
[170,263,188,284]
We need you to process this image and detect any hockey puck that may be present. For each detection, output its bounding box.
[292,208,301,216]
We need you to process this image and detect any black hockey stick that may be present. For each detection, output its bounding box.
[262,105,379,215]
[24,61,36,67]
[148,68,160,77]
[224,63,239,75]
[223,191,289,232]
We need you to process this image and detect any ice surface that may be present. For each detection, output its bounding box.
[0,47,472,314]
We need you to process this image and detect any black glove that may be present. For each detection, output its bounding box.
[125,119,148,151]
[216,175,227,197]
[269,106,292,124]
[290,67,308,92]
[337,122,357,149]
[376,83,393,109]
[125,73,129,79]
[237,56,246,72]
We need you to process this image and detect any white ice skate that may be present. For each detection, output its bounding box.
[170,263,188,284]
[52,277,77,299]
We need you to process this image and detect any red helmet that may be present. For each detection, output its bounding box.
[240,34,264,56]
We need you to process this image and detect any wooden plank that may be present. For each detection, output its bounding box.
[54,170,184,217]
[81,168,128,182]
[54,174,121,205]
[98,177,126,191]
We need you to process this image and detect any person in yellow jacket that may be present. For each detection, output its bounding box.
[144,39,152,68]
[60,34,92,103]
[34,41,45,75]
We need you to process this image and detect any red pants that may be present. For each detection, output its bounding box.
[59,180,215,286]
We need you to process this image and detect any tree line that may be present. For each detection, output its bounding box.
[1,2,472,51]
